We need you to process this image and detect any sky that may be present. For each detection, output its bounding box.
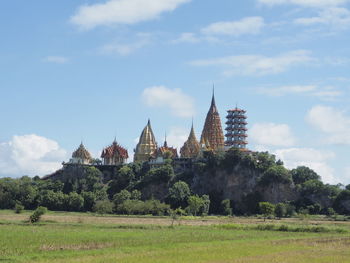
[0,0,350,185]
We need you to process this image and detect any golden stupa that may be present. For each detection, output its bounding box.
[180,123,200,158]
[200,91,225,151]
[134,119,158,162]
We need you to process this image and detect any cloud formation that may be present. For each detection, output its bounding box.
[258,0,349,8]
[201,17,265,36]
[0,135,67,177]
[191,50,313,76]
[306,105,350,144]
[275,147,337,184]
[71,0,191,30]
[250,123,297,147]
[142,86,195,118]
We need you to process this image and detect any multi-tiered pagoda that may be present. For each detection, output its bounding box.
[134,119,158,162]
[101,139,129,165]
[69,143,92,165]
[225,108,248,149]
[200,92,225,151]
[180,122,200,158]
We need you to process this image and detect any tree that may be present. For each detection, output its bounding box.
[29,206,47,223]
[333,190,350,215]
[259,202,275,221]
[168,181,191,209]
[186,195,204,216]
[275,203,287,218]
[259,166,292,186]
[81,191,96,211]
[113,190,131,207]
[67,192,84,211]
[201,195,210,216]
[221,199,232,216]
[131,190,142,200]
[93,200,114,214]
[291,166,320,185]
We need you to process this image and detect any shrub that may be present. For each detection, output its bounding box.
[275,203,287,218]
[113,190,131,207]
[29,206,47,223]
[14,203,24,214]
[259,202,275,221]
[221,199,232,216]
[92,200,114,214]
[186,195,204,216]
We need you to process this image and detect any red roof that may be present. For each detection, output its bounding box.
[101,142,129,159]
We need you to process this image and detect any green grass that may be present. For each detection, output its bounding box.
[0,211,350,263]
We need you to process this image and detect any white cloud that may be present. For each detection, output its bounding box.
[43,56,69,64]
[275,148,337,184]
[100,33,152,56]
[71,0,191,30]
[306,105,350,144]
[250,123,297,147]
[166,127,188,149]
[171,33,201,44]
[142,86,195,118]
[201,17,265,36]
[191,50,313,76]
[258,85,341,100]
[295,7,350,30]
[0,135,67,177]
[258,0,349,8]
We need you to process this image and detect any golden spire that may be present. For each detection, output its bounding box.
[200,90,225,151]
[180,121,200,158]
[134,119,158,162]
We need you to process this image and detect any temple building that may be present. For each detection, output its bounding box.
[180,123,200,158]
[101,139,129,165]
[225,107,248,149]
[200,91,225,151]
[134,119,158,162]
[69,143,92,165]
[150,137,178,167]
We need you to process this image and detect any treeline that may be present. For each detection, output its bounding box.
[0,149,350,216]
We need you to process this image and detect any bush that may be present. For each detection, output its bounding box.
[113,190,131,207]
[14,203,24,214]
[275,203,287,218]
[92,200,114,214]
[29,206,47,223]
[259,202,275,221]
[221,199,232,216]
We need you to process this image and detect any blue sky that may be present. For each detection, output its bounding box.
[1,0,350,184]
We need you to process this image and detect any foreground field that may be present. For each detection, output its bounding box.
[0,211,350,263]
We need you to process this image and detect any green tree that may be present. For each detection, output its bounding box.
[67,192,84,211]
[291,166,321,185]
[168,181,191,208]
[201,195,210,216]
[92,200,114,214]
[113,190,131,208]
[186,195,204,216]
[259,165,292,186]
[259,202,275,221]
[333,190,350,215]
[131,190,142,200]
[275,203,287,218]
[81,191,96,211]
[221,199,232,216]
[29,206,47,223]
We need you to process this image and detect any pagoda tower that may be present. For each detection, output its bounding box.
[180,122,200,158]
[69,142,92,165]
[200,91,225,151]
[225,107,248,149]
[134,119,158,162]
[101,139,129,165]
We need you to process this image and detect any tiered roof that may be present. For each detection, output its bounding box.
[153,139,178,159]
[101,140,128,159]
[72,143,92,161]
[200,92,225,151]
[180,123,200,158]
[134,119,158,162]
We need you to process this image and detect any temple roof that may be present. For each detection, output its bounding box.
[153,140,178,159]
[101,140,129,159]
[180,123,200,158]
[72,143,92,160]
[134,119,158,159]
[200,91,225,151]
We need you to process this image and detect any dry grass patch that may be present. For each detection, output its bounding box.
[40,242,114,251]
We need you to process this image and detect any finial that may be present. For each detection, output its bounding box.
[211,84,216,106]
[164,132,168,147]
[147,118,151,125]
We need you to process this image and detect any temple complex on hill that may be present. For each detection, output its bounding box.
[101,139,129,165]
[58,89,249,173]
[180,123,200,158]
[199,92,225,152]
[225,108,248,149]
[134,119,158,162]
[69,143,92,165]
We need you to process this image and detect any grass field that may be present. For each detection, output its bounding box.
[0,210,350,263]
